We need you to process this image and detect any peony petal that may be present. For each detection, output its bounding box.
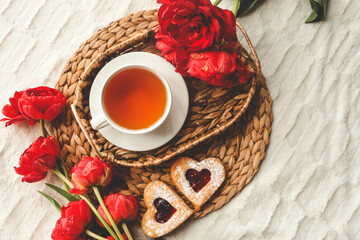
[187,51,238,88]
[2,104,20,118]
[69,156,112,195]
[18,101,44,120]
[16,86,66,122]
[69,187,88,195]
[14,165,33,176]
[21,171,47,183]
[14,137,58,183]
[43,100,66,121]
[70,175,91,193]
[33,155,57,172]
[1,115,27,127]
[51,215,85,240]
[98,193,138,226]
[211,6,236,41]
[43,136,61,157]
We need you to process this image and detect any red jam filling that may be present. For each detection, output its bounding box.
[154,198,177,223]
[185,168,211,193]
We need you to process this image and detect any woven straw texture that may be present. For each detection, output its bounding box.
[51,9,273,220]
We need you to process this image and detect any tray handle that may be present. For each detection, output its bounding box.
[71,104,103,158]
[236,22,261,79]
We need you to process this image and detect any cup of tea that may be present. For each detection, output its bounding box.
[90,65,172,135]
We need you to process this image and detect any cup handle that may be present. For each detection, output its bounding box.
[90,113,109,130]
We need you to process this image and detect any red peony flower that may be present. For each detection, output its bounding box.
[155,33,189,76]
[156,0,236,52]
[17,86,66,122]
[187,50,237,88]
[0,91,37,127]
[186,42,250,88]
[155,0,241,83]
[69,156,112,195]
[14,136,60,183]
[51,199,93,240]
[106,234,128,240]
[97,193,138,227]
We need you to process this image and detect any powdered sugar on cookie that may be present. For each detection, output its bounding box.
[171,157,226,211]
[142,181,193,238]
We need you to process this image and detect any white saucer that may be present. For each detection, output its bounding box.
[89,52,189,152]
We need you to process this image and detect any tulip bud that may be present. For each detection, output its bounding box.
[1,91,36,127]
[69,156,112,195]
[14,136,60,183]
[97,193,139,226]
[51,199,92,240]
[18,86,66,122]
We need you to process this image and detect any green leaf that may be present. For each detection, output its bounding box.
[306,0,327,23]
[238,0,260,17]
[46,183,80,202]
[38,191,62,212]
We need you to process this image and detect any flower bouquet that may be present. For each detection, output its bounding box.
[2,87,138,240]
[155,0,250,88]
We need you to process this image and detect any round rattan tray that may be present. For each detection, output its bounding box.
[51,9,273,221]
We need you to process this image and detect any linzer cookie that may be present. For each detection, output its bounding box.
[142,181,193,238]
[171,157,225,210]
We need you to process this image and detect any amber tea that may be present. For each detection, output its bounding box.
[103,67,167,130]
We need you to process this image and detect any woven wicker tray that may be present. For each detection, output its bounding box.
[71,19,258,168]
[51,9,273,221]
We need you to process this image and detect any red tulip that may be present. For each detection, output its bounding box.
[106,234,128,240]
[51,199,93,240]
[0,91,37,127]
[69,156,112,195]
[17,86,66,122]
[97,193,138,226]
[14,136,60,183]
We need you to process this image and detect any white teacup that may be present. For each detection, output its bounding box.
[90,65,172,135]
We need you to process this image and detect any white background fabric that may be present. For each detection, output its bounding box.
[1,0,359,239]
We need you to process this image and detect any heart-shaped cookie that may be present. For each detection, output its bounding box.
[171,157,225,211]
[142,181,193,238]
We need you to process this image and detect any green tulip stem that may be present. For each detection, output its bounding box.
[121,222,133,240]
[232,0,240,16]
[58,156,70,192]
[93,186,124,240]
[55,164,70,192]
[52,170,70,190]
[39,119,51,138]
[39,120,48,137]
[52,169,119,240]
[53,157,70,192]
[85,230,108,240]
[81,196,120,240]
[213,0,222,6]
[52,169,73,188]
